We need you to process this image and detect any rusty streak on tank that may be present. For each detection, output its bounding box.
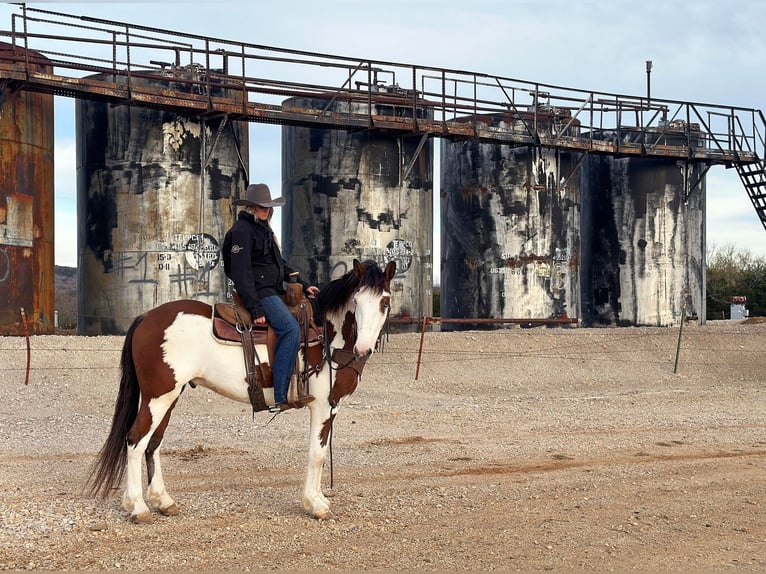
[0,43,55,335]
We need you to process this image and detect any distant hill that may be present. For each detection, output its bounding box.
[55,265,77,330]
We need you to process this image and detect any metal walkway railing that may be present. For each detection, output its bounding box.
[2,4,766,230]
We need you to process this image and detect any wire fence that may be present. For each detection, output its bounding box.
[0,327,762,382]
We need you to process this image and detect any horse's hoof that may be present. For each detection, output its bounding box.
[131,511,154,525]
[159,503,179,517]
[313,508,334,521]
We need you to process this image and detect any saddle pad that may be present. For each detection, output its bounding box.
[212,317,269,345]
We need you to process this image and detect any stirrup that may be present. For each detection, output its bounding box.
[269,394,315,413]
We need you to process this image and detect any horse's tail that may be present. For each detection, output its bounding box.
[86,313,144,498]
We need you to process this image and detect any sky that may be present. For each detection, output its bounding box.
[2,0,765,271]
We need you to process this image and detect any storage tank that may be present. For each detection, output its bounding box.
[440,108,582,329]
[580,122,706,326]
[76,66,249,334]
[281,87,434,327]
[0,43,55,335]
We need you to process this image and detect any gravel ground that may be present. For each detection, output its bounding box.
[0,320,765,571]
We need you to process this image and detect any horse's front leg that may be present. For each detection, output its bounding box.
[302,402,334,519]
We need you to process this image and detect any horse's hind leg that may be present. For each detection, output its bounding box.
[122,390,182,523]
[122,437,153,523]
[144,401,180,517]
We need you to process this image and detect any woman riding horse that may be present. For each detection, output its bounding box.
[223,183,318,413]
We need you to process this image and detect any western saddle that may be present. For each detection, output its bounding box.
[212,280,321,413]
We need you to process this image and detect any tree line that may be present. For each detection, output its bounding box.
[706,245,766,320]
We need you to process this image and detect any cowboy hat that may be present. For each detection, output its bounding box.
[232,183,286,208]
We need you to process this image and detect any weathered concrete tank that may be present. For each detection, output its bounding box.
[281,86,434,328]
[580,122,706,326]
[76,66,249,334]
[0,43,55,335]
[440,108,582,329]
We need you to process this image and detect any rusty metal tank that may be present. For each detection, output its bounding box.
[0,43,55,335]
[281,86,434,328]
[581,122,706,327]
[76,66,249,334]
[440,108,582,329]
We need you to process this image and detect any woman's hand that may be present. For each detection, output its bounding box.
[305,285,319,298]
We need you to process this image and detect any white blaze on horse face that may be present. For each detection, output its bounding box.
[352,287,391,359]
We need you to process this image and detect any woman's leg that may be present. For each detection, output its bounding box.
[260,295,300,403]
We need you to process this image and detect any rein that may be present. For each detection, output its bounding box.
[320,322,337,488]
[320,318,382,489]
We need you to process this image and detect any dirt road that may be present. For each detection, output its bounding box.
[1,321,764,570]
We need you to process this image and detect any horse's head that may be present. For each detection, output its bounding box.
[318,258,396,361]
[350,258,396,360]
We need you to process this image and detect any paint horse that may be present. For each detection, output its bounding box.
[87,259,396,522]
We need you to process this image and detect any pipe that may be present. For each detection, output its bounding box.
[388,316,579,326]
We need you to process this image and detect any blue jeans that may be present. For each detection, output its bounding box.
[260,295,300,403]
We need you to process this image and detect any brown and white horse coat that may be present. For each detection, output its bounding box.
[87,259,395,522]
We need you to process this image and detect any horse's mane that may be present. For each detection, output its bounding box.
[317,260,388,316]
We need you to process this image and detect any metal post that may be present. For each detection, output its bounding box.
[646,60,652,108]
[673,288,689,374]
[414,316,429,381]
[20,307,30,385]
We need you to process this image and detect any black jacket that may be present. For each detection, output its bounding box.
[222,211,302,319]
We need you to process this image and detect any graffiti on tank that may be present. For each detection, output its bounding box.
[184,233,220,271]
[383,239,413,276]
[329,260,351,280]
[489,266,522,276]
[490,245,571,301]
[550,262,568,294]
[535,261,551,278]
[552,247,570,262]
[156,252,174,271]
[113,248,215,297]
[125,234,221,273]
[491,259,521,300]
[549,247,570,297]
[346,240,417,278]
[117,252,157,283]
[127,233,220,257]
[168,261,216,297]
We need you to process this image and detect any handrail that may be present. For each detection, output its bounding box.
[0,4,763,166]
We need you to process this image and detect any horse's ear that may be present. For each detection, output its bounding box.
[384,260,396,282]
[353,259,365,278]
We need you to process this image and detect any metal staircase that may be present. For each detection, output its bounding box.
[732,109,766,232]
[734,160,766,231]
